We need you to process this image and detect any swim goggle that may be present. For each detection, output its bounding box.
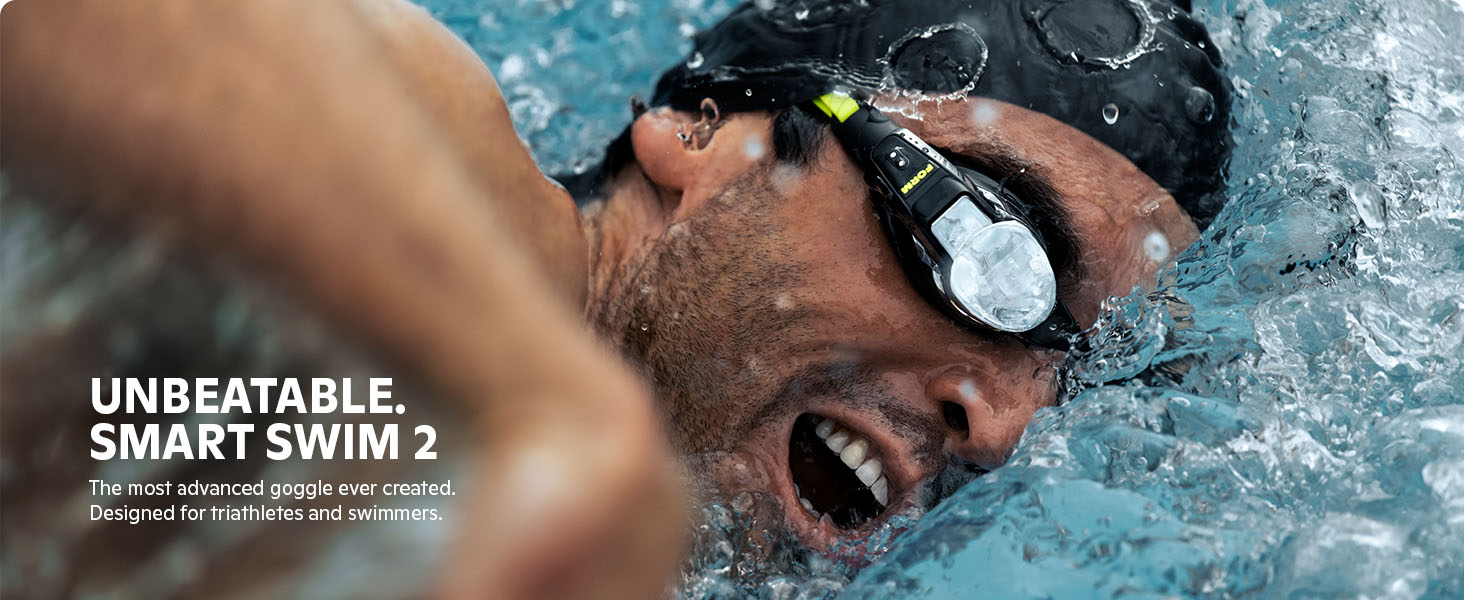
[808,92,1079,350]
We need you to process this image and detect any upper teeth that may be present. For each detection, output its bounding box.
[825,431,850,453]
[854,458,881,486]
[815,419,835,439]
[840,439,867,467]
[812,417,889,506]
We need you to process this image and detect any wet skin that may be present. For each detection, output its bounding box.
[598,96,1198,549]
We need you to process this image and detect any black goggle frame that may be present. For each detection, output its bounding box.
[807,94,1080,350]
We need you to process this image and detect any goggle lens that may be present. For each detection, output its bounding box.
[936,202,1057,332]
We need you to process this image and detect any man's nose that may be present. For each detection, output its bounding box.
[924,369,1046,469]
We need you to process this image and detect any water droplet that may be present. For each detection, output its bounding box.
[774,292,794,310]
[685,51,704,69]
[1143,231,1170,262]
[1102,103,1120,125]
[1348,179,1388,231]
[970,102,1000,126]
[1138,198,1160,217]
[742,136,766,160]
[1184,86,1216,124]
[499,54,527,80]
[731,491,756,511]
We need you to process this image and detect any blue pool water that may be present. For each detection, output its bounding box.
[417,0,1464,597]
[419,0,737,174]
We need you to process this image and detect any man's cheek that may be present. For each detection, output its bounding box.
[682,448,778,497]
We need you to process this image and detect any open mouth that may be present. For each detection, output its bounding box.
[788,413,890,530]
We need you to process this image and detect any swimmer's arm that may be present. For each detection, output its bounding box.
[2,1,680,597]
[350,0,590,307]
[4,0,587,304]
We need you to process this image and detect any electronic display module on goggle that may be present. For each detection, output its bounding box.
[808,92,1080,350]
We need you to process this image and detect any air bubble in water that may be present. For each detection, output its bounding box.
[1102,103,1120,125]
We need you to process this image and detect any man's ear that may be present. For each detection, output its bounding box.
[629,103,769,222]
[630,107,706,195]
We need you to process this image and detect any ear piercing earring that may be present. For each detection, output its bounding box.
[676,98,723,150]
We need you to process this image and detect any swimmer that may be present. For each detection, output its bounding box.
[2,0,1230,597]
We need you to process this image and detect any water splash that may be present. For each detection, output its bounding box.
[842,0,1464,596]
[672,492,925,600]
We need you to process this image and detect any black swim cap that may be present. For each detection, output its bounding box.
[650,0,1234,228]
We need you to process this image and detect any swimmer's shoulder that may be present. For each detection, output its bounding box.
[360,0,589,302]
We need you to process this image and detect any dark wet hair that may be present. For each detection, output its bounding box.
[769,105,828,166]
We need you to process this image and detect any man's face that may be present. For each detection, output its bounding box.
[596,97,1197,550]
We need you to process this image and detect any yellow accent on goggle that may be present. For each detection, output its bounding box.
[812,92,860,122]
